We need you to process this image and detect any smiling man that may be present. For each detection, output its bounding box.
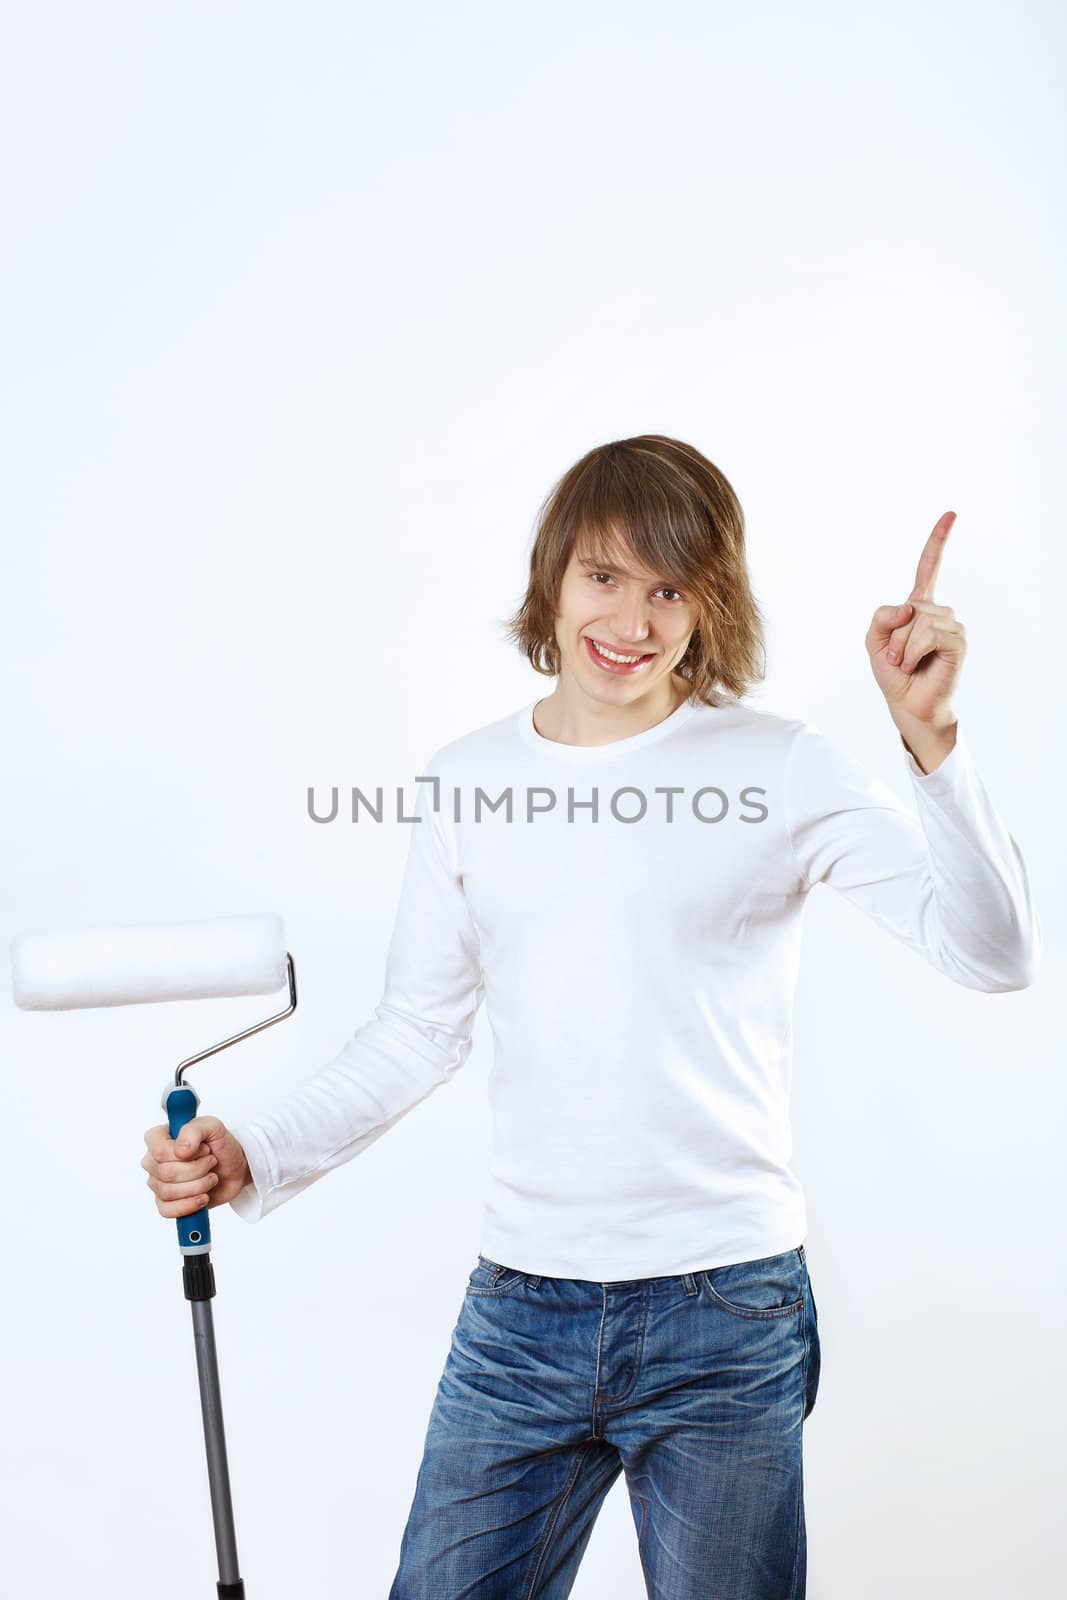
[536,535,701,742]
[148,434,1040,1599]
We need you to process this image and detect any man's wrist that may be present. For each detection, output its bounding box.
[892,710,958,775]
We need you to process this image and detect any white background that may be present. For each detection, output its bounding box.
[3,3,1063,1595]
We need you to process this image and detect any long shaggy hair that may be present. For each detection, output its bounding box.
[501,435,767,706]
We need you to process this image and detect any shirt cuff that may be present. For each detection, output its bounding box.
[901,726,973,793]
[226,1119,274,1223]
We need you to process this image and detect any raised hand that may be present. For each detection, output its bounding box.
[865,511,967,730]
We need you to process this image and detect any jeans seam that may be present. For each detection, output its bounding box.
[787,1293,810,1600]
[787,1464,804,1600]
[520,1441,596,1600]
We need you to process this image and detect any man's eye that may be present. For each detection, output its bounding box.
[588,573,684,602]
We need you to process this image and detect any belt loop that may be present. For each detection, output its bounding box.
[682,1272,698,1295]
[797,1243,806,1265]
[525,1273,541,1289]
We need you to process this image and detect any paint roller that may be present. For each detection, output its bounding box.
[10,911,297,1600]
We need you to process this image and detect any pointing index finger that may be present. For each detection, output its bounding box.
[908,511,956,603]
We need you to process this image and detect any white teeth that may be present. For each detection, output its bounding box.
[591,640,646,664]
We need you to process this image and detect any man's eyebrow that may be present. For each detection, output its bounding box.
[578,553,633,573]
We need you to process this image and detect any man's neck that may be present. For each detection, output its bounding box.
[532,674,692,747]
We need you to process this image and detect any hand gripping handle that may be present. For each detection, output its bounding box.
[165,1082,212,1253]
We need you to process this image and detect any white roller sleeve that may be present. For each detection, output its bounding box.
[10,912,288,1011]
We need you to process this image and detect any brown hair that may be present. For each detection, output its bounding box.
[501,434,767,706]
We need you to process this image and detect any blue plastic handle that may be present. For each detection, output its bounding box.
[165,1085,213,1252]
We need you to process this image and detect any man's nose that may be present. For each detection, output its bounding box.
[611,599,653,642]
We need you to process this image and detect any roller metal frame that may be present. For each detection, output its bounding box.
[162,953,298,1598]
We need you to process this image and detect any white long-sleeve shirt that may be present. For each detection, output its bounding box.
[228,695,1040,1280]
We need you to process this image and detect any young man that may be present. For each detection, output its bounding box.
[143,435,1039,1598]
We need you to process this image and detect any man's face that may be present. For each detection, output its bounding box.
[554,534,700,700]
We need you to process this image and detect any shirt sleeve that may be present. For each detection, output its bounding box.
[227,762,486,1222]
[784,721,1041,993]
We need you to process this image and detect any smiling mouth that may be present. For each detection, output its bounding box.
[585,637,656,670]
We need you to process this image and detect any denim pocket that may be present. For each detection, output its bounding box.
[466,1255,527,1297]
[701,1247,806,1320]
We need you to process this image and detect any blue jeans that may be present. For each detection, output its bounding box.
[389,1243,821,1598]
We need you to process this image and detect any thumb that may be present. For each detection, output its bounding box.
[174,1114,223,1156]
